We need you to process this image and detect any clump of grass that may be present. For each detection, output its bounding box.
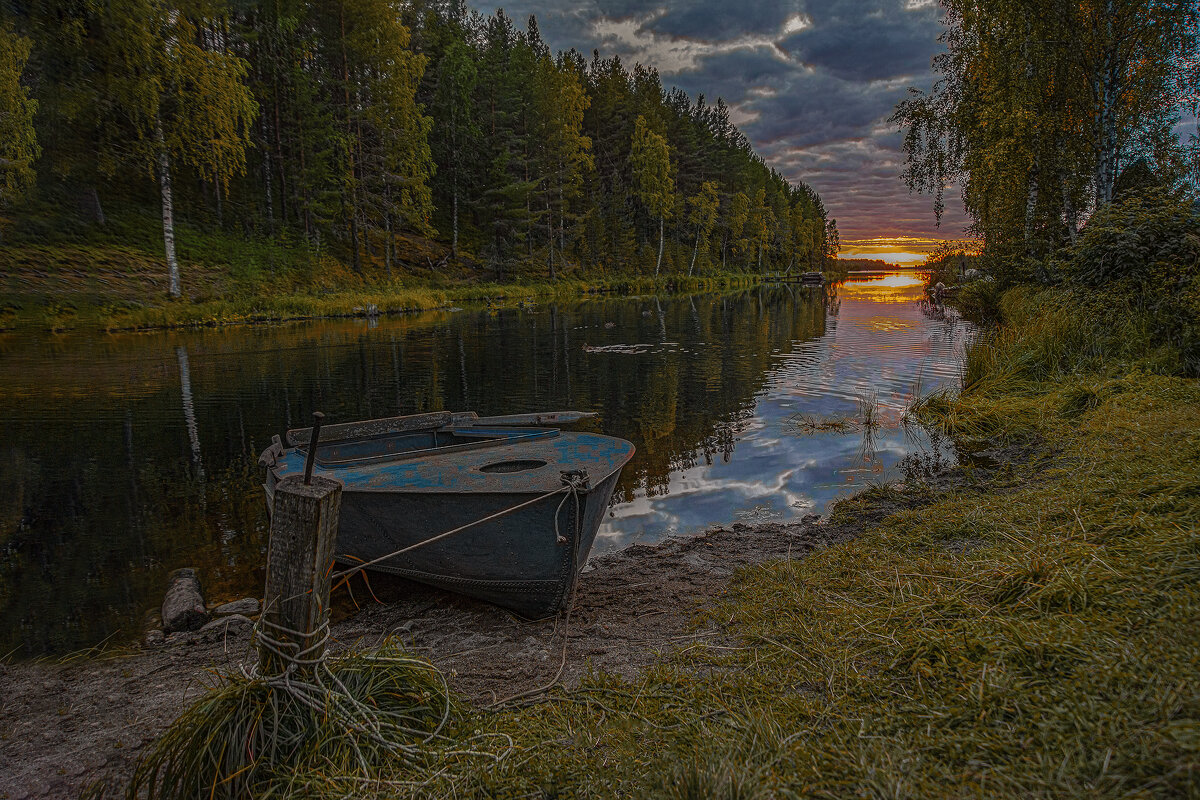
[126,640,457,799]
[784,413,857,433]
[786,389,886,435]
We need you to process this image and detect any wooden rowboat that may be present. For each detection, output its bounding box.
[258,411,634,618]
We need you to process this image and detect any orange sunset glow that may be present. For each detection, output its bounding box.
[837,236,982,265]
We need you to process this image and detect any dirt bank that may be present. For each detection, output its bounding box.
[0,513,866,799]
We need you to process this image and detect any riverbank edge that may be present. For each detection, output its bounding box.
[0,273,759,333]
[0,245,845,334]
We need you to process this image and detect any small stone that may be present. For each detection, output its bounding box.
[213,598,260,617]
[144,629,165,648]
[199,616,251,635]
[162,568,208,633]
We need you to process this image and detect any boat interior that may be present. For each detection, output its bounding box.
[303,426,558,467]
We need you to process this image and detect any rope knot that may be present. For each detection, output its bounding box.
[555,469,589,544]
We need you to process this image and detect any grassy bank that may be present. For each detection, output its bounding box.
[127,285,1199,797]
[0,244,768,332]
[0,216,795,332]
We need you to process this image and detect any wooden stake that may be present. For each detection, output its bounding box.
[258,474,342,676]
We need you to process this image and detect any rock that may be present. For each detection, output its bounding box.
[197,615,252,643]
[213,597,260,617]
[964,268,983,280]
[161,568,208,633]
[143,629,165,648]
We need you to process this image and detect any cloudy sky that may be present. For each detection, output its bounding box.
[468,0,975,262]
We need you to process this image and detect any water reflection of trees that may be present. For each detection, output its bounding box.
[0,287,824,656]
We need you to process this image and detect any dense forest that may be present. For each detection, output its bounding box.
[0,0,835,296]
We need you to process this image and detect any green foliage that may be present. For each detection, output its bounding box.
[0,24,38,213]
[686,180,719,275]
[1063,195,1200,370]
[894,0,1200,260]
[351,0,435,236]
[161,14,257,190]
[630,115,674,221]
[5,4,829,290]
[1065,194,1199,290]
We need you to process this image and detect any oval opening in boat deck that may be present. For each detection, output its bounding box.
[479,459,548,474]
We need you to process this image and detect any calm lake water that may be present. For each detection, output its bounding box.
[0,272,971,657]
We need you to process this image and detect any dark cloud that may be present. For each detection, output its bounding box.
[637,1,802,42]
[469,0,968,249]
[781,11,941,82]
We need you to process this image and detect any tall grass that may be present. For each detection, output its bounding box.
[125,640,462,799]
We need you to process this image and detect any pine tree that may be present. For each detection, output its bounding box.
[726,191,749,270]
[431,38,478,257]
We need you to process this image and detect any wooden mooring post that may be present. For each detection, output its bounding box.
[258,414,342,677]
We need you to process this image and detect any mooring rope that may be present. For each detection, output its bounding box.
[241,471,589,776]
[330,471,589,582]
[246,613,454,763]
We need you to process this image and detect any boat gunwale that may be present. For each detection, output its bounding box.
[279,455,630,496]
[299,425,559,468]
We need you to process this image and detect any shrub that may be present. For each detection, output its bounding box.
[1064,195,1200,373]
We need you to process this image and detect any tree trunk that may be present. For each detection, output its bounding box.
[1024,157,1039,251]
[548,199,555,279]
[384,214,393,277]
[272,96,288,226]
[214,175,224,229]
[156,122,181,300]
[558,174,566,254]
[261,115,274,236]
[451,168,459,258]
[689,228,699,276]
[350,213,362,273]
[655,216,664,276]
[1094,1,1118,208]
[1063,181,1078,245]
[86,186,106,226]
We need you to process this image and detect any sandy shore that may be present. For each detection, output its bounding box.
[0,514,863,799]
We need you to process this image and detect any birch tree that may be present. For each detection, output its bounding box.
[630,115,674,275]
[686,180,718,276]
[79,0,255,298]
[893,0,1198,270]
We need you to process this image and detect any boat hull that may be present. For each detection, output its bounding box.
[262,424,634,618]
[335,468,621,618]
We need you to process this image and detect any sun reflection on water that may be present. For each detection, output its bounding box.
[837,272,926,303]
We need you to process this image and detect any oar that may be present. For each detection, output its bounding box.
[471,411,598,426]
